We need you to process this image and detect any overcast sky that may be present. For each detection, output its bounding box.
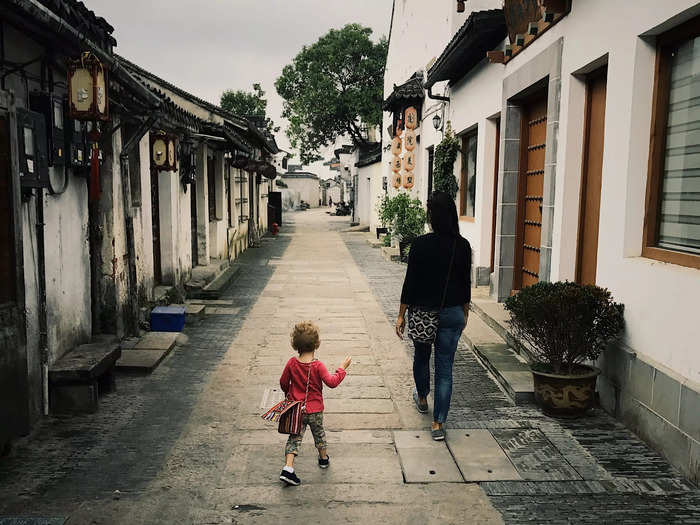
[89,0,393,174]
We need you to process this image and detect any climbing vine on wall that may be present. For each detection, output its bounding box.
[432,123,459,199]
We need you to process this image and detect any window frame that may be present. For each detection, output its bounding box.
[459,128,478,221]
[643,16,700,269]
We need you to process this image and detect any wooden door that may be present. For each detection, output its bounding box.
[577,69,607,285]
[151,169,162,284]
[0,112,29,443]
[514,94,548,291]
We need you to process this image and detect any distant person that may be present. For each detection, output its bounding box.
[278,321,351,486]
[329,196,333,207]
[395,191,471,441]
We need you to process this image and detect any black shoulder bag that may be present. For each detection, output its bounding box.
[407,238,457,344]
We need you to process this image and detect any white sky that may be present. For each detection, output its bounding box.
[88,0,393,177]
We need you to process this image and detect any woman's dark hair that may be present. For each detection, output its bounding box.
[427,191,459,237]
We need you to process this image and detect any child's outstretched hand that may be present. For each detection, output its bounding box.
[340,356,352,370]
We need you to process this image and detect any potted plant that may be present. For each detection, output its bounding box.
[504,281,625,417]
[382,193,426,261]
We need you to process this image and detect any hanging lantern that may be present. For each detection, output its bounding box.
[395,119,403,137]
[150,131,177,171]
[402,150,416,172]
[402,171,414,189]
[391,136,402,156]
[393,172,401,189]
[67,52,108,121]
[391,155,402,172]
[404,106,418,130]
[404,129,417,151]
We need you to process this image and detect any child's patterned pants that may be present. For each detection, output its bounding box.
[284,412,327,455]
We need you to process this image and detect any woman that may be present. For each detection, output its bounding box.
[395,191,471,440]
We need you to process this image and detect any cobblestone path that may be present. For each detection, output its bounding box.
[342,228,700,524]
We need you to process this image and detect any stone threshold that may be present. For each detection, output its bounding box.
[185,259,240,299]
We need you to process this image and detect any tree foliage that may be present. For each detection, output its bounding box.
[433,125,460,199]
[220,83,279,134]
[276,24,388,165]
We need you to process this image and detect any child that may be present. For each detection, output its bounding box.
[279,321,351,486]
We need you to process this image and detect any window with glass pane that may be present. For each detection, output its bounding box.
[658,36,700,255]
[460,131,477,217]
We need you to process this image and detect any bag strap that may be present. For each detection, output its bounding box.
[439,238,458,310]
[301,362,312,411]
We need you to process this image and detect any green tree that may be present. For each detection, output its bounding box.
[276,24,388,165]
[220,83,279,133]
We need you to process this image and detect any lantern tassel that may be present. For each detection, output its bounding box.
[89,142,100,202]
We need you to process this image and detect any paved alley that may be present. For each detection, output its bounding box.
[1,209,699,524]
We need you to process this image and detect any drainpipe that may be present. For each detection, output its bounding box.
[119,114,158,333]
[426,84,450,102]
[35,189,48,415]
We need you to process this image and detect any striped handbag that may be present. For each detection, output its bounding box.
[261,363,312,435]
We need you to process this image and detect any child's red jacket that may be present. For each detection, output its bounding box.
[280,357,346,414]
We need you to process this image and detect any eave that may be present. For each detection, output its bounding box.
[425,10,507,88]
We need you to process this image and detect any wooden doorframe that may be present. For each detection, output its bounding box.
[490,118,501,272]
[575,66,608,284]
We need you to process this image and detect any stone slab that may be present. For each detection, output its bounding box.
[237,429,394,445]
[491,428,582,481]
[446,429,522,481]
[0,516,67,525]
[323,398,395,414]
[134,331,179,351]
[48,341,121,383]
[394,431,463,483]
[116,349,170,372]
[186,299,234,305]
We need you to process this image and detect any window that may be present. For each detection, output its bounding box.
[645,18,700,268]
[460,130,477,218]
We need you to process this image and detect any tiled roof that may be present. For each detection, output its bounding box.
[426,10,507,88]
[382,72,425,111]
[356,142,382,168]
[115,54,248,130]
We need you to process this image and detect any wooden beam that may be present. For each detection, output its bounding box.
[487,50,506,64]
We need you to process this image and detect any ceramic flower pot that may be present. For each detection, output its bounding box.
[531,365,600,417]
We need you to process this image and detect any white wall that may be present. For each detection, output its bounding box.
[280,176,320,208]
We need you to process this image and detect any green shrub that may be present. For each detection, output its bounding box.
[377,193,426,242]
[382,233,391,247]
[433,124,459,199]
[504,281,625,375]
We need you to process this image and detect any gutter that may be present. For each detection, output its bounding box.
[10,0,161,110]
[426,83,450,102]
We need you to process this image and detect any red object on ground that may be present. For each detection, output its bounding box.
[89,143,100,202]
[271,222,279,235]
[279,357,346,414]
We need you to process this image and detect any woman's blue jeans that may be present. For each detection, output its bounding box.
[412,305,465,424]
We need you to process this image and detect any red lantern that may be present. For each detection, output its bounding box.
[67,52,109,121]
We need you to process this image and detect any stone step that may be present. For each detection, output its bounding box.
[170,303,205,322]
[462,313,534,404]
[470,290,537,363]
[186,264,240,299]
[381,246,400,262]
[116,331,179,373]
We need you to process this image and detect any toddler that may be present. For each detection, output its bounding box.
[278,321,351,486]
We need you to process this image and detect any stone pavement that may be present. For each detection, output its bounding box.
[342,226,700,524]
[1,208,698,524]
[0,209,500,524]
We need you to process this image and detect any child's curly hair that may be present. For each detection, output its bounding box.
[291,321,320,353]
